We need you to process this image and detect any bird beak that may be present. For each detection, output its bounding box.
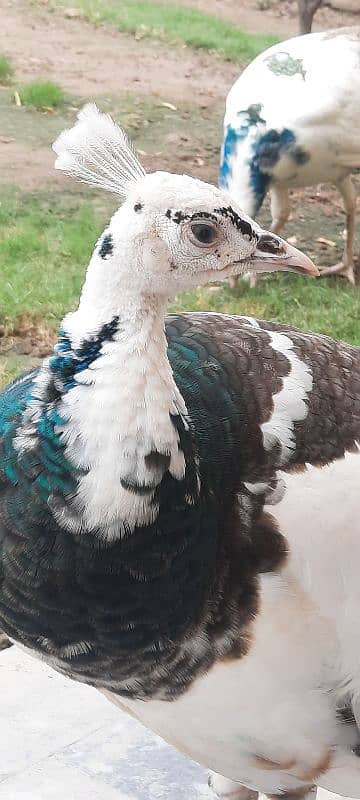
[247,231,319,276]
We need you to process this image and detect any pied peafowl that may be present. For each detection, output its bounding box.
[220,27,360,288]
[1,105,360,800]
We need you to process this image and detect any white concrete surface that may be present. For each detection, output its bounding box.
[0,646,356,800]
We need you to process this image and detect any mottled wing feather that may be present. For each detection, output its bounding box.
[167,313,360,476]
[252,317,360,466]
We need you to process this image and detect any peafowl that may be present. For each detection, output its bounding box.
[220,27,360,288]
[1,105,360,800]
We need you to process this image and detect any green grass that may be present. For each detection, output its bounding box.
[0,55,14,85]
[0,190,110,332]
[18,80,65,110]
[171,277,360,345]
[51,0,279,62]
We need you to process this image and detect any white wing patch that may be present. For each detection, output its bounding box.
[239,316,261,329]
[261,331,312,465]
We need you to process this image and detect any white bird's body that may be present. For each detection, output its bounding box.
[220,28,360,285]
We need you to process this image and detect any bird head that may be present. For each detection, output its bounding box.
[53,104,317,304]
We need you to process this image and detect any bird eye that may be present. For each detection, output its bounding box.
[190,222,218,246]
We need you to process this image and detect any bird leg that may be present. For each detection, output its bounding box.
[270,186,291,237]
[244,187,290,290]
[229,274,240,290]
[319,176,357,284]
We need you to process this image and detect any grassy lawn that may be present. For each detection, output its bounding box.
[0,190,106,332]
[50,0,279,62]
[1,188,359,388]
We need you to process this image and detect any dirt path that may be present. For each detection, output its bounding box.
[1,0,238,104]
[0,0,229,188]
[0,0,241,186]
[0,140,69,188]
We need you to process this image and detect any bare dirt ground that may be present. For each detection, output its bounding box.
[0,0,240,186]
[1,0,238,103]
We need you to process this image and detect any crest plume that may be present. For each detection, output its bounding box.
[52,103,146,197]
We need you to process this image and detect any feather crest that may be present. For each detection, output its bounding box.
[52,103,146,197]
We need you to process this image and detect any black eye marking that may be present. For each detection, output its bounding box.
[166,207,258,241]
[166,209,218,224]
[191,222,217,245]
[134,202,143,212]
[99,233,113,259]
[214,206,258,240]
[166,210,191,224]
[191,211,218,222]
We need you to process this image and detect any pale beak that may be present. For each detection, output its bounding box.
[247,232,319,276]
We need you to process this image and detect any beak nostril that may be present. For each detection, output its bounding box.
[257,234,285,256]
[250,234,318,276]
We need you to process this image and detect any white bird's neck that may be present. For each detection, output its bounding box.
[19,210,190,539]
[54,281,188,538]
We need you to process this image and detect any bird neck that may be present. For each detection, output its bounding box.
[54,291,189,538]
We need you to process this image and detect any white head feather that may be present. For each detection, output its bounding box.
[52,103,146,198]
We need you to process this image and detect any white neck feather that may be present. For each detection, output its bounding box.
[21,189,188,540]
[56,290,187,539]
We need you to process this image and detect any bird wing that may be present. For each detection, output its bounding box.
[167,313,360,487]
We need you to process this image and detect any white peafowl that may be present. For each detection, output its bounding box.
[1,105,360,800]
[220,27,360,288]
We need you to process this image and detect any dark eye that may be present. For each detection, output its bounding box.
[190,222,218,246]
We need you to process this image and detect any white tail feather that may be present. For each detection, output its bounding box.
[52,103,146,197]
